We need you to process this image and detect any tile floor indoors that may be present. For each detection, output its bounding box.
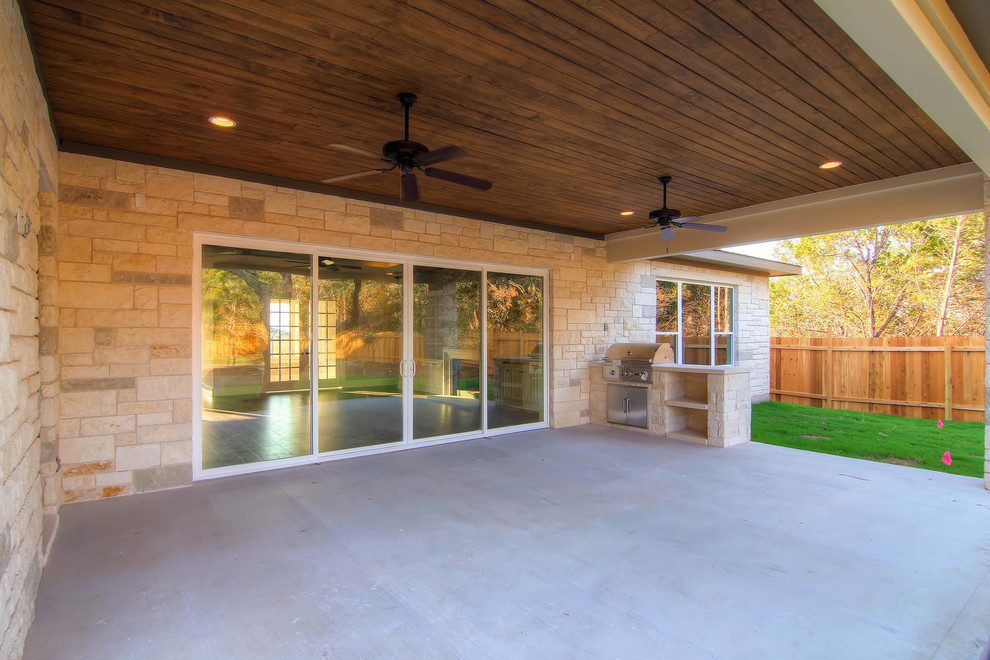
[203,391,540,468]
[23,425,990,659]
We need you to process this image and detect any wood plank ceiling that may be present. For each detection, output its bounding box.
[24,0,971,237]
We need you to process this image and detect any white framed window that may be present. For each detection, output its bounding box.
[656,279,734,366]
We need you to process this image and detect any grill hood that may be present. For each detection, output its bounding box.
[603,342,674,363]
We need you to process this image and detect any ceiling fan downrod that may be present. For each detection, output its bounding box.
[398,92,417,141]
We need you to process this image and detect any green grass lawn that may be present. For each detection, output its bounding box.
[752,400,984,478]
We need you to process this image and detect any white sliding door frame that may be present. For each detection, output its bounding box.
[192,232,549,482]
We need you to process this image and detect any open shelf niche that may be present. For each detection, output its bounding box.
[657,366,752,447]
[662,371,710,443]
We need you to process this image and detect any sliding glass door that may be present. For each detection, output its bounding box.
[487,272,544,429]
[201,246,313,469]
[317,256,404,452]
[198,239,547,476]
[412,266,482,439]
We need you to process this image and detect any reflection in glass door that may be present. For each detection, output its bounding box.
[317,257,404,451]
[487,273,544,428]
[412,266,482,439]
[199,239,548,476]
[201,246,313,469]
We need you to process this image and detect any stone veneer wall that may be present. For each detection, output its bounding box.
[54,152,772,504]
[985,174,989,490]
[0,0,60,657]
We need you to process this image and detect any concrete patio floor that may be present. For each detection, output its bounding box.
[23,425,990,659]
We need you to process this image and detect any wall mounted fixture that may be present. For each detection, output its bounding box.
[16,209,32,237]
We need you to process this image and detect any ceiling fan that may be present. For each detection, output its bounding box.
[321,92,493,203]
[647,175,727,240]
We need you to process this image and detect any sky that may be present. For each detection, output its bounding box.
[722,240,783,261]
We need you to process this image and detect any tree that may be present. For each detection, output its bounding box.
[770,215,985,337]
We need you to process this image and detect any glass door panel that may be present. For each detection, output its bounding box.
[412,266,482,439]
[201,245,312,469]
[487,273,544,429]
[317,257,404,452]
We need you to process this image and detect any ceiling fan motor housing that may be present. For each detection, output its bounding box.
[383,140,429,173]
[649,209,680,224]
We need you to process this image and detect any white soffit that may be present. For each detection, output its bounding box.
[813,0,990,176]
[658,250,803,278]
[606,163,983,263]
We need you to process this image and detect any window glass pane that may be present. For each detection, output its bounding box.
[656,333,678,360]
[681,283,711,365]
[715,334,733,365]
[317,257,403,452]
[714,286,733,333]
[488,273,544,429]
[656,280,678,333]
[413,266,482,439]
[201,245,312,469]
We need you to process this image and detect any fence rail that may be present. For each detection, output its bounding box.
[770,334,985,422]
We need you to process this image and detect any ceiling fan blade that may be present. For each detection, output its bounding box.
[401,173,420,202]
[423,167,493,191]
[328,143,384,161]
[321,169,388,184]
[677,221,727,232]
[418,145,467,165]
[660,226,675,241]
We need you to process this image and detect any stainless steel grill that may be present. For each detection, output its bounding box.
[602,342,674,384]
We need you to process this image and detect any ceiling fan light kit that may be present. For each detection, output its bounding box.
[647,175,727,240]
[321,93,493,203]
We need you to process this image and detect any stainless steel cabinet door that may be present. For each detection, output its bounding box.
[607,385,626,425]
[607,385,648,428]
[625,386,648,429]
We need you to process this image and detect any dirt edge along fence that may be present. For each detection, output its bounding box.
[770,334,984,422]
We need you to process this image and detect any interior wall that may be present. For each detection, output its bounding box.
[0,0,59,656]
[53,153,772,503]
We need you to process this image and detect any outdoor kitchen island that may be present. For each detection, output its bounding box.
[590,361,752,447]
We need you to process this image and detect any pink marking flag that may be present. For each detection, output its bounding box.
[942,451,952,466]
[937,419,944,429]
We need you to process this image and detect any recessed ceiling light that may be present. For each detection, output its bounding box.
[819,160,842,169]
[620,211,635,216]
[209,116,236,128]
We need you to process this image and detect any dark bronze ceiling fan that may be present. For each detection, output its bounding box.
[321,92,493,203]
[647,175,727,240]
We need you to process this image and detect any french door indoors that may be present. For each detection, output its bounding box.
[195,236,548,479]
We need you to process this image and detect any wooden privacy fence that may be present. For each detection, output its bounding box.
[771,335,985,422]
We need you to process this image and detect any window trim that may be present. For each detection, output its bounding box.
[656,278,736,366]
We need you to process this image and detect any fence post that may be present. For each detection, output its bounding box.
[825,328,833,409]
[944,344,953,421]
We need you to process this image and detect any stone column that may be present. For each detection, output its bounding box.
[985,174,989,490]
[38,188,61,524]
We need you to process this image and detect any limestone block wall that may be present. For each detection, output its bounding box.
[54,153,772,503]
[0,0,60,656]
